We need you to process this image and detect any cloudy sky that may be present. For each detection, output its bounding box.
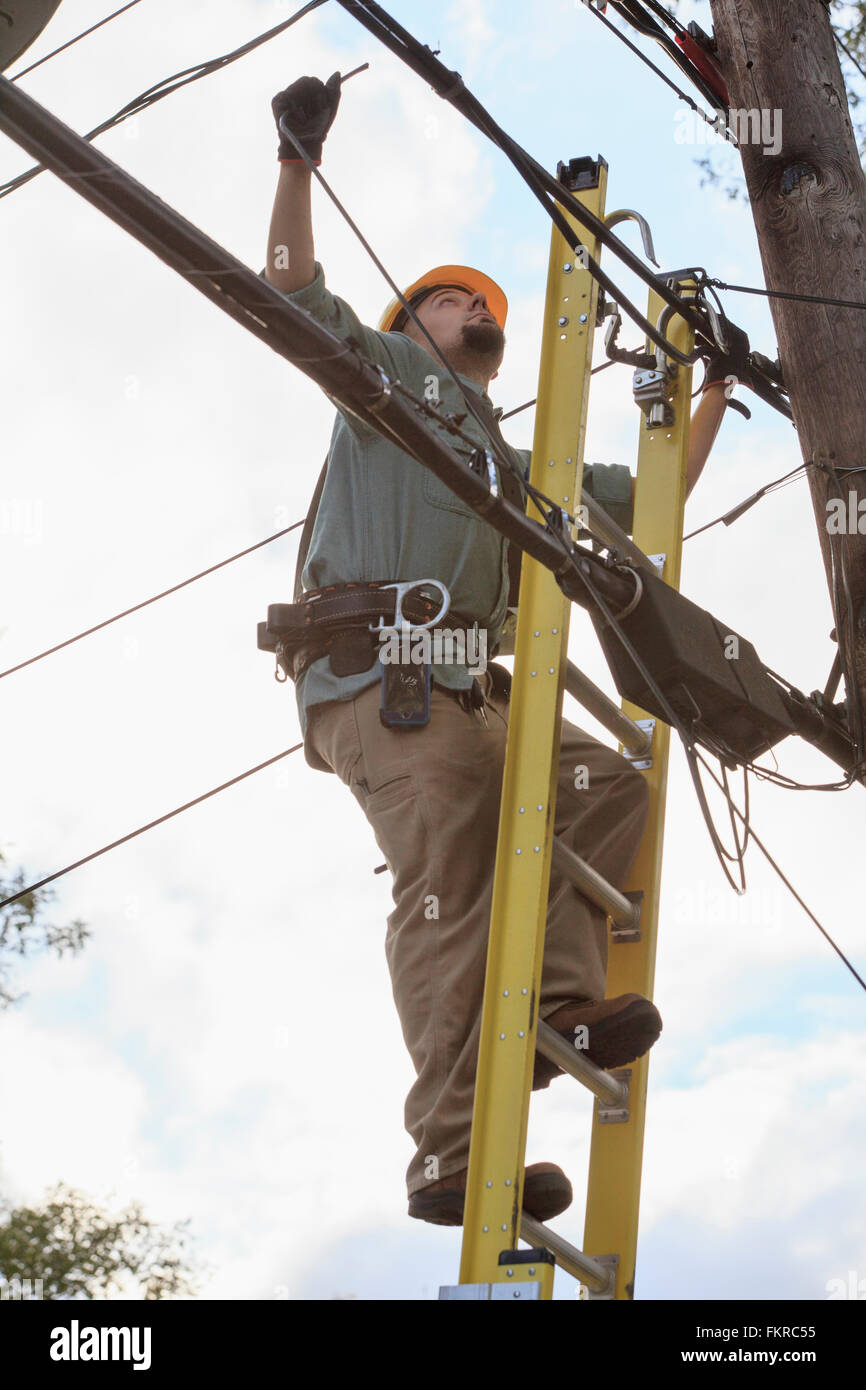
[1,0,864,1301]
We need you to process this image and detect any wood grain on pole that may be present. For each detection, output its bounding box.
[709,0,866,725]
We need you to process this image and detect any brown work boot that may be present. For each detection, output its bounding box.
[533,993,662,1088]
[408,1162,572,1227]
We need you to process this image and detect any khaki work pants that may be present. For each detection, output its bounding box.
[306,668,650,1197]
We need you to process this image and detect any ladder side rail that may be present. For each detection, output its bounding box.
[581,280,696,1300]
[456,161,609,1291]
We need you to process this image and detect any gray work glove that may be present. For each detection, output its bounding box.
[272,72,342,164]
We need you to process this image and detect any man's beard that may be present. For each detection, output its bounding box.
[461,319,504,353]
[459,318,505,369]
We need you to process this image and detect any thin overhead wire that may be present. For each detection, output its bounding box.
[8,1,144,82]
[708,277,866,312]
[683,463,814,541]
[0,522,304,681]
[578,0,737,144]
[0,0,329,199]
[0,746,303,911]
[695,750,866,995]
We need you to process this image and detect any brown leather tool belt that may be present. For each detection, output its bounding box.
[260,581,484,684]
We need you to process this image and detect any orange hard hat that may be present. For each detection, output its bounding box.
[377,264,508,333]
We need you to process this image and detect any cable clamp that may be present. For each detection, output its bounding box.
[435,68,465,99]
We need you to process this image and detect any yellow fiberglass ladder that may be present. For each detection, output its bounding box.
[439,154,695,1301]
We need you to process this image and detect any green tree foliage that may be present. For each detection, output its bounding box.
[0,1181,203,1299]
[0,862,204,1300]
[0,849,89,1009]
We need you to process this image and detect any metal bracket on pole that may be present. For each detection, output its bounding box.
[622,717,656,770]
[611,891,643,944]
[580,1253,620,1301]
[596,1068,631,1124]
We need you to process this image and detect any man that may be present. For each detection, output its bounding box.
[264,74,733,1226]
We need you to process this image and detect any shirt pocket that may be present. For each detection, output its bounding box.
[423,468,485,521]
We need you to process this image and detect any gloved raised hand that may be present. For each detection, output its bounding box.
[272,72,342,165]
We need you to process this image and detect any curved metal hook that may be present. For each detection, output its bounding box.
[604,208,660,269]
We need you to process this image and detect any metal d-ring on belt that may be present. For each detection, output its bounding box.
[256,578,485,685]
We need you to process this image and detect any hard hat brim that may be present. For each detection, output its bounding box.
[377,265,508,333]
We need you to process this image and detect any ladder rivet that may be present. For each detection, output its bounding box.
[486,1181,493,1188]
[579,313,588,323]
[519,807,525,814]
[505,1179,512,1187]
[552,628,559,635]
[522,988,528,995]
[566,458,572,464]
[503,988,510,996]
[534,846,540,852]
[533,630,540,637]
[515,848,521,855]
[506,1269,514,1277]
[558,316,569,326]
[501,1226,508,1233]
[483,1225,489,1232]
[530,670,537,677]
[518,1030,525,1038]
[548,668,555,675]
[548,459,555,467]
[537,805,543,811]
[529,1267,536,1276]
[563,495,569,502]
[563,263,573,273]
[499,1033,506,1040]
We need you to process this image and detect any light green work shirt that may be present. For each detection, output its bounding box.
[277,262,633,742]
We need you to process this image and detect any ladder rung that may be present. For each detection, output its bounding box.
[519,1212,614,1293]
[536,1020,628,1106]
[565,661,651,756]
[551,836,640,929]
[581,489,657,575]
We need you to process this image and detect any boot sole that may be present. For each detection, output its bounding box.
[533,998,662,1085]
[408,1170,573,1227]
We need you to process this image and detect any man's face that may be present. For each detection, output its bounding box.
[402,286,506,374]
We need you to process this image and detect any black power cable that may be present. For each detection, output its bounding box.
[569,551,752,891]
[277,102,627,545]
[335,0,714,367]
[581,0,737,142]
[571,549,866,984]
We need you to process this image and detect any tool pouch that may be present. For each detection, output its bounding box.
[328,628,379,677]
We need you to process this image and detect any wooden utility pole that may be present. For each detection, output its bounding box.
[709,0,866,763]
